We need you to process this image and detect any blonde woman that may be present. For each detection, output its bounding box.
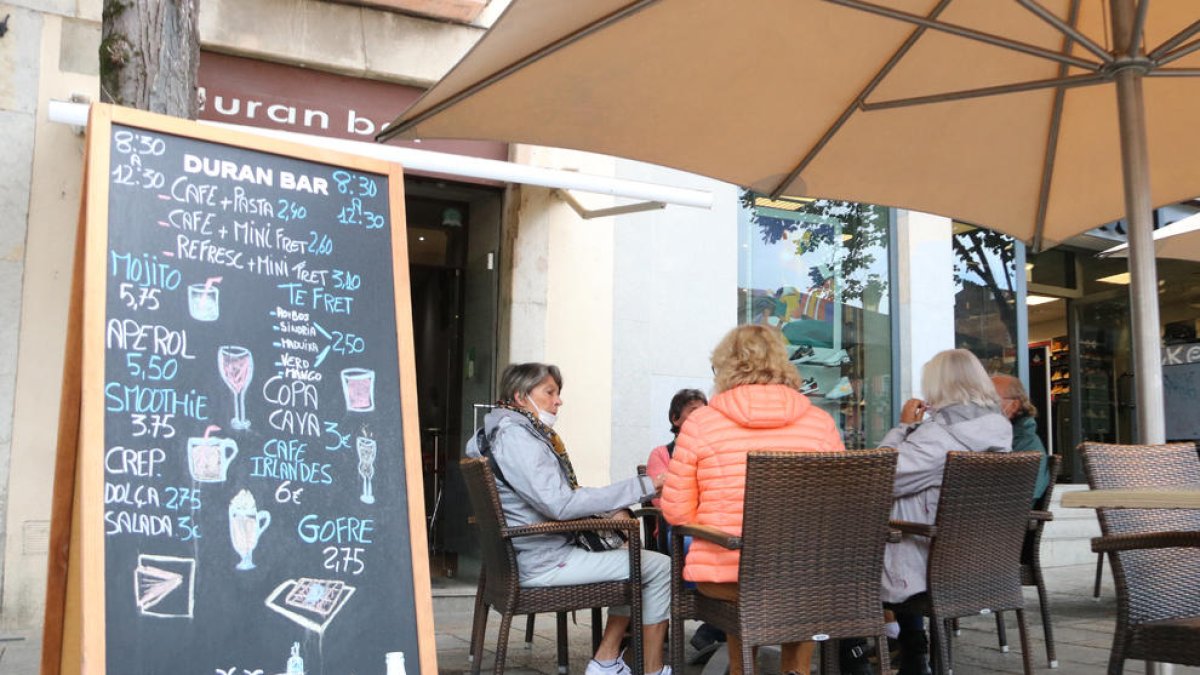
[881,349,1013,675]
[660,325,844,675]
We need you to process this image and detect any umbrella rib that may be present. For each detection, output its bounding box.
[377,0,660,141]
[1032,0,1082,254]
[1147,18,1200,61]
[859,72,1108,111]
[1147,67,1200,77]
[1015,0,1113,63]
[767,0,953,199]
[1157,37,1200,66]
[1129,0,1150,55]
[824,0,1102,70]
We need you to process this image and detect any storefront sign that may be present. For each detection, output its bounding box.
[198,52,506,183]
[1162,343,1200,366]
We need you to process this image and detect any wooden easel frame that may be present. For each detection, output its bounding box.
[41,103,435,674]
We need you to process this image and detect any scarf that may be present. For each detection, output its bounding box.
[497,402,579,489]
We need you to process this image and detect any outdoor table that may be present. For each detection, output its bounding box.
[1062,488,1200,675]
[1060,489,1200,509]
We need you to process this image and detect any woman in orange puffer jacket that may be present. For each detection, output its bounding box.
[660,324,845,675]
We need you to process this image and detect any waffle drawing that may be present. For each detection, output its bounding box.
[265,577,356,634]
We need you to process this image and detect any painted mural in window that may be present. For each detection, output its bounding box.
[737,193,893,449]
[952,224,1019,375]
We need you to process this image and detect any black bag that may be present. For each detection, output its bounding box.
[475,427,627,552]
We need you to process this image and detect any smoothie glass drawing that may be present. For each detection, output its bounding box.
[188,284,220,321]
[187,426,238,482]
[356,436,377,504]
[341,368,375,413]
[229,489,271,570]
[219,346,253,430]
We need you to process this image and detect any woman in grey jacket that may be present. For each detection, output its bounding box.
[879,349,1013,675]
[466,363,671,675]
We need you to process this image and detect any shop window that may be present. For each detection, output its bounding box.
[737,193,893,449]
[952,224,1019,375]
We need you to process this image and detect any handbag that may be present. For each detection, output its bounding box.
[570,508,629,552]
[475,427,628,552]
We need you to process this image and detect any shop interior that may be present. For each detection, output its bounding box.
[404,178,503,588]
[1026,240,1200,482]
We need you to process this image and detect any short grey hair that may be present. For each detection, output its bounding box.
[498,363,563,404]
[922,349,1001,409]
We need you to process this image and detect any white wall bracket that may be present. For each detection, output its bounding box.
[555,189,666,219]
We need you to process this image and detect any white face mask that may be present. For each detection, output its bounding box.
[529,398,557,428]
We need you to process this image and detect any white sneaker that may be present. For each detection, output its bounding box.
[585,658,632,675]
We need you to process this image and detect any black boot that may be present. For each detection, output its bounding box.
[895,612,932,675]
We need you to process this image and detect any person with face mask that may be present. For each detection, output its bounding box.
[465,362,672,675]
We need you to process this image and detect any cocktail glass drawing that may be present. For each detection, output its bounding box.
[356,436,377,504]
[219,346,253,430]
[229,489,271,571]
[188,283,220,321]
[341,368,375,413]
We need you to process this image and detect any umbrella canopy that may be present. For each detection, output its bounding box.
[1102,211,1200,260]
[380,0,1196,443]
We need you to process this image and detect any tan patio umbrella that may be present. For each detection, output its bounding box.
[1102,212,1200,261]
[380,0,1200,443]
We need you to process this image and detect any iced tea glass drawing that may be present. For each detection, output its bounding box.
[356,436,377,504]
[188,284,220,321]
[219,346,253,430]
[229,489,271,570]
[341,368,375,412]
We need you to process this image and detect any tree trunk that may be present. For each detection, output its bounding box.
[101,0,200,118]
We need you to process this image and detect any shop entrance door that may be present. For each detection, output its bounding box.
[1064,292,1133,481]
[404,180,502,587]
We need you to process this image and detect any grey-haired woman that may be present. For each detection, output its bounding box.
[465,363,672,675]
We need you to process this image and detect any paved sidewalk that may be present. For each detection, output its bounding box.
[436,563,1200,674]
[5,563,1198,674]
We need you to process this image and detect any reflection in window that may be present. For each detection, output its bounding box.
[737,193,893,448]
[952,224,1018,375]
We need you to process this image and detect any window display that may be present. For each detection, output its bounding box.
[737,194,893,448]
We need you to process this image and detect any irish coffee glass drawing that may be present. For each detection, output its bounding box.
[219,346,253,430]
[229,489,271,570]
[357,436,377,504]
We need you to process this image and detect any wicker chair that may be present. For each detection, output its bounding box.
[669,449,898,675]
[889,451,1042,675]
[993,454,1061,667]
[1080,442,1200,675]
[460,458,646,675]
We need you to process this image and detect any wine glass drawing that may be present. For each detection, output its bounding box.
[218,346,253,430]
[229,489,271,571]
[357,436,377,504]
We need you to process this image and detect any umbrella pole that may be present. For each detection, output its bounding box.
[1112,0,1166,444]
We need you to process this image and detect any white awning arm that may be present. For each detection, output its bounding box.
[46,99,713,210]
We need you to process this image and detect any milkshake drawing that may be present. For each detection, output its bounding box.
[228,489,270,570]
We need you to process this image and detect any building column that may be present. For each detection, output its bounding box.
[896,210,956,400]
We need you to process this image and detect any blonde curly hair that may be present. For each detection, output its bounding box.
[711,325,802,394]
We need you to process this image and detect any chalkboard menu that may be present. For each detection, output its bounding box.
[50,105,432,675]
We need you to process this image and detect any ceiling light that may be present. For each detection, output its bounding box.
[1097,272,1131,285]
[1026,295,1061,305]
[418,236,425,241]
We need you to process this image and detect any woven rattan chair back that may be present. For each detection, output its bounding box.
[460,457,521,609]
[926,451,1042,620]
[735,449,898,650]
[1081,443,1200,627]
